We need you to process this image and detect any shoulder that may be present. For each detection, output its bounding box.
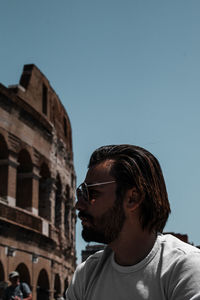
[4,285,12,295]
[71,247,111,289]
[5,285,14,293]
[158,233,200,268]
[21,282,31,293]
[84,248,106,264]
[158,234,200,258]
[67,247,111,298]
[158,234,200,298]
[75,248,106,277]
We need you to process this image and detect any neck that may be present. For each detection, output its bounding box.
[109,229,157,266]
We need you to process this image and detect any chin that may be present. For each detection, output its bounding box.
[81,226,118,244]
[82,227,107,244]
[81,202,125,244]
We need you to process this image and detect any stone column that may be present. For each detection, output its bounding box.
[6,153,19,207]
[49,179,56,225]
[60,194,66,236]
[49,260,55,300]
[31,253,38,300]
[31,165,40,216]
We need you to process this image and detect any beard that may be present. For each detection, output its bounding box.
[79,200,125,244]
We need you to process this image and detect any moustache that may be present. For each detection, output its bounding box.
[78,211,93,223]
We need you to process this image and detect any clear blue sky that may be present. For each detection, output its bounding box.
[1,1,200,263]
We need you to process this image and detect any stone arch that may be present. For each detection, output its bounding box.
[0,134,9,198]
[63,115,68,138]
[0,134,8,159]
[0,261,4,282]
[63,114,72,152]
[65,185,70,200]
[36,269,49,300]
[16,263,31,286]
[71,173,75,189]
[52,98,60,126]
[63,277,69,298]
[55,174,62,228]
[64,185,70,237]
[39,163,51,220]
[16,149,33,210]
[54,273,61,299]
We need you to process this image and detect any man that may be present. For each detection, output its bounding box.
[3,271,32,300]
[66,144,200,299]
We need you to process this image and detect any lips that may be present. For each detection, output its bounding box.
[78,211,93,225]
[81,219,91,227]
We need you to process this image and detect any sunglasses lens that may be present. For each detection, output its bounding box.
[76,183,88,202]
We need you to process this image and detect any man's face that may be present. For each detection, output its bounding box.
[76,160,126,244]
[10,276,19,286]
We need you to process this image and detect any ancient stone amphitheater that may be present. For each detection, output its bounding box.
[0,64,76,300]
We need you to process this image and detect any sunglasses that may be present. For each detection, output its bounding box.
[76,180,116,203]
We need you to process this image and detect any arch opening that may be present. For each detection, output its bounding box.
[37,269,49,300]
[16,263,31,286]
[54,274,61,299]
[55,175,62,228]
[0,261,7,299]
[39,163,51,220]
[64,277,69,298]
[16,149,33,210]
[0,135,9,198]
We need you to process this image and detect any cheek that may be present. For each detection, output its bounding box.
[91,202,113,219]
[96,192,116,211]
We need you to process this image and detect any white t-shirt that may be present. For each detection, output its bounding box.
[66,234,200,300]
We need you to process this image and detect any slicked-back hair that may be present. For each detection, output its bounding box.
[88,145,170,233]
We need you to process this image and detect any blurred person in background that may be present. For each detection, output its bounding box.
[3,271,32,300]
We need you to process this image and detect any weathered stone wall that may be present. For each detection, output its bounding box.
[0,65,76,300]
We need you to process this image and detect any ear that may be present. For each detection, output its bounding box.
[125,187,143,211]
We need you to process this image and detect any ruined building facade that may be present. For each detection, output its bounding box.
[0,65,76,299]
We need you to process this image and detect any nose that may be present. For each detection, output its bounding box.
[75,197,87,211]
